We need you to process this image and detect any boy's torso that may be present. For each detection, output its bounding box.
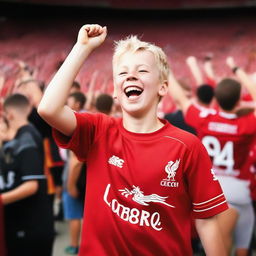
[60,114,226,256]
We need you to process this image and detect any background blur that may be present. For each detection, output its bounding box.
[1,0,256,107]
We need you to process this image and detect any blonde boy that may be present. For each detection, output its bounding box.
[38,24,228,256]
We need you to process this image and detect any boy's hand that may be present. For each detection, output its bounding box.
[77,24,107,50]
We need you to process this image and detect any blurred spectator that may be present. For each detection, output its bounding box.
[95,93,114,115]
[62,91,86,255]
[164,80,196,134]
[15,79,65,220]
[169,57,256,256]
[0,94,54,256]
[70,81,81,94]
[195,84,214,108]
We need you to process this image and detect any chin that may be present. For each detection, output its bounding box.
[122,105,146,117]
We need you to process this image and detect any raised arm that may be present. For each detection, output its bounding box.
[38,24,107,136]
[186,56,204,86]
[168,70,192,114]
[226,56,256,103]
[203,55,217,83]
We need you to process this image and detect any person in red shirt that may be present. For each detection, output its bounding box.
[38,24,228,256]
[169,57,256,256]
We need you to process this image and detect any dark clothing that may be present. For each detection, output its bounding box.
[28,107,52,139]
[29,107,64,187]
[164,110,196,135]
[0,197,6,256]
[0,124,54,256]
[76,163,87,203]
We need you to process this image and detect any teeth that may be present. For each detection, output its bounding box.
[124,86,142,94]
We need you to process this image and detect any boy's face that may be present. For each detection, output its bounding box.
[113,50,167,117]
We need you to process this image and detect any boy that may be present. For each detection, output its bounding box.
[38,24,228,255]
[0,94,54,256]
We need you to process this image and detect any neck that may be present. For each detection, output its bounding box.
[122,111,164,133]
[9,119,28,133]
[219,107,236,114]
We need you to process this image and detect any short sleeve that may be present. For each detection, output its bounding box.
[52,112,112,162]
[19,148,45,182]
[184,137,228,219]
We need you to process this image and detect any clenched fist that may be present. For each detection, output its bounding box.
[77,24,107,50]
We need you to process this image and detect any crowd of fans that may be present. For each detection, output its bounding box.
[0,31,256,256]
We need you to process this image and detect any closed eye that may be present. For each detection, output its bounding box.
[119,72,127,75]
[139,70,148,73]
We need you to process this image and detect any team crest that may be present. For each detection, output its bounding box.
[160,159,180,187]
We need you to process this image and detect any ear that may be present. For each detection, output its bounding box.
[158,80,168,97]
[4,109,14,122]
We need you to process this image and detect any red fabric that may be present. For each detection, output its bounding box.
[185,104,256,180]
[53,112,227,256]
[205,77,216,87]
[242,93,253,101]
[242,141,256,200]
[0,197,6,256]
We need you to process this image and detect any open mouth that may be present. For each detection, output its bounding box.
[124,86,143,98]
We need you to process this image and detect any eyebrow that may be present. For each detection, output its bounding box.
[118,64,150,69]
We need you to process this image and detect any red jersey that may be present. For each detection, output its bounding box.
[53,112,227,256]
[185,104,256,180]
[242,141,256,200]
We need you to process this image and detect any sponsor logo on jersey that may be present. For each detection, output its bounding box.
[119,186,175,208]
[108,155,125,168]
[104,184,175,231]
[208,122,238,134]
[160,159,180,187]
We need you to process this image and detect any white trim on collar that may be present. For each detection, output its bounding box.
[219,112,237,119]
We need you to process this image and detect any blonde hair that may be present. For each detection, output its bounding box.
[112,35,169,82]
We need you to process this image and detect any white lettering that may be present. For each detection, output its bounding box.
[151,212,162,231]
[103,184,163,231]
[139,210,150,227]
[120,206,130,221]
[6,172,15,188]
[103,184,111,207]
[129,208,140,224]
[208,122,238,134]
[112,199,120,216]
[202,136,239,176]
[0,171,15,190]
[160,180,179,187]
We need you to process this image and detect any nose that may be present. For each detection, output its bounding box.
[126,72,138,81]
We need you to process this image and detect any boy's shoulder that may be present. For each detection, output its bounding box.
[77,111,119,127]
[164,122,201,150]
